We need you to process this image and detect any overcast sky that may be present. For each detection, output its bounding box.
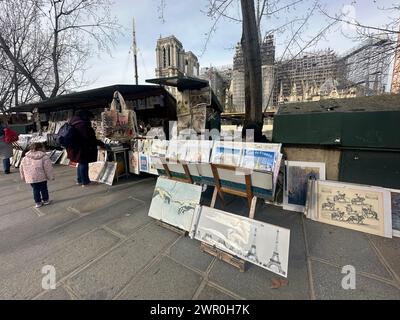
[82,0,398,90]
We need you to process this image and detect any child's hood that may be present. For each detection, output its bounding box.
[26,150,47,160]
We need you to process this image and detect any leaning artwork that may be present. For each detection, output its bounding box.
[388,189,400,237]
[283,161,326,212]
[190,206,290,277]
[148,177,202,231]
[307,180,392,238]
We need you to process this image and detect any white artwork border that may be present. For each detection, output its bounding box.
[283,161,326,213]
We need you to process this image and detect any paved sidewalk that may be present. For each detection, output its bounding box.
[0,166,399,300]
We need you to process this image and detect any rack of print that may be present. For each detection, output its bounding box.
[156,158,276,219]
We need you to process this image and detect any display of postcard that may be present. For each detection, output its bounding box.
[240,149,276,172]
[190,206,290,278]
[185,140,214,163]
[142,139,153,155]
[128,151,140,175]
[306,180,392,238]
[139,153,149,173]
[191,105,206,133]
[210,141,243,167]
[148,155,160,175]
[387,189,400,237]
[166,140,188,162]
[148,177,202,231]
[283,161,326,213]
[151,139,169,156]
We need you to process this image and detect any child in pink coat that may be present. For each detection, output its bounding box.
[20,142,54,208]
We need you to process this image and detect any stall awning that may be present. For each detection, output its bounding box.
[146,76,209,91]
[11,84,172,113]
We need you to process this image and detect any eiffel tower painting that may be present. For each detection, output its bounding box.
[245,227,259,264]
[265,229,286,276]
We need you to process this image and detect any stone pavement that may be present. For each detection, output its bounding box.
[0,165,399,300]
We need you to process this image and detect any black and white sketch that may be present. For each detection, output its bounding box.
[190,206,290,277]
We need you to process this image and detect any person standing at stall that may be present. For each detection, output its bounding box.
[66,110,105,187]
[0,121,13,174]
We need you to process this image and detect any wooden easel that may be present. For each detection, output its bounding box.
[209,163,258,219]
[161,157,193,184]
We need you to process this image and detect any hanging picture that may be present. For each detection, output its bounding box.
[306,180,392,238]
[191,105,207,133]
[128,151,139,175]
[177,114,191,133]
[210,141,242,167]
[176,91,190,116]
[189,87,211,108]
[283,161,326,212]
[139,153,149,173]
[97,150,108,162]
[190,206,290,277]
[148,177,202,231]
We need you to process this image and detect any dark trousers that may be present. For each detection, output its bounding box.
[77,163,90,185]
[31,181,49,204]
[3,158,10,173]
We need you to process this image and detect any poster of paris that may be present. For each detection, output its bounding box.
[316,180,391,237]
[191,206,290,277]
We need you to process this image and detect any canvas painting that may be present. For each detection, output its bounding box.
[283,161,326,212]
[388,189,400,237]
[307,180,392,238]
[99,162,117,185]
[211,141,242,167]
[49,150,63,164]
[190,206,290,277]
[89,161,116,186]
[148,177,202,231]
[189,87,211,108]
[128,151,139,175]
[240,149,276,172]
[139,153,149,173]
[176,91,190,116]
[59,150,70,165]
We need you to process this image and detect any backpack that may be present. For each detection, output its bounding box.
[4,128,19,144]
[56,122,76,148]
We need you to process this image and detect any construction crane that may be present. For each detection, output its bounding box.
[391,29,400,94]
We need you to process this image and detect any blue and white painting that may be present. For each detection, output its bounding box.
[148,177,202,231]
[240,149,276,172]
[211,143,242,166]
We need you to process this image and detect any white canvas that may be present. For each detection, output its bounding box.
[166,140,188,162]
[283,161,326,212]
[185,140,214,163]
[190,206,290,277]
[148,177,202,231]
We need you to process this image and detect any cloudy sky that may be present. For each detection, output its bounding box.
[83,0,398,90]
